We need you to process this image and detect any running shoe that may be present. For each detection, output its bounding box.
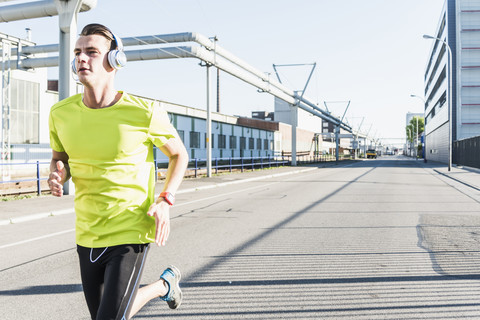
[160,265,182,309]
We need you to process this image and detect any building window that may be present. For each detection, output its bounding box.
[177,130,185,143]
[230,135,237,149]
[240,137,246,150]
[218,134,226,149]
[190,131,200,148]
[264,139,269,150]
[437,91,446,109]
[11,79,39,144]
[257,138,262,150]
[249,137,255,150]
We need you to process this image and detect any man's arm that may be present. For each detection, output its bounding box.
[158,137,189,196]
[48,150,71,197]
[147,138,189,246]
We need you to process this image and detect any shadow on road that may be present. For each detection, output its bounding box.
[0,284,82,296]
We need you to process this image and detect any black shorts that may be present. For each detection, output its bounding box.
[77,243,150,320]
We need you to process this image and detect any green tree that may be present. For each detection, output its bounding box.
[406,116,424,143]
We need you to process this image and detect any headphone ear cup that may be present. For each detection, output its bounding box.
[108,50,127,70]
[71,58,77,75]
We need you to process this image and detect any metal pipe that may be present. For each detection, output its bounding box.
[15,30,349,130]
[16,44,349,129]
[0,0,57,22]
[127,45,350,128]
[0,0,96,22]
[12,44,58,55]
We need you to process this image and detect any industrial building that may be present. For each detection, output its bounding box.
[424,0,480,163]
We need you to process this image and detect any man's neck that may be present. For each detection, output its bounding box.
[82,86,121,109]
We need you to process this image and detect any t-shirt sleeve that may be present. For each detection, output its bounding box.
[148,102,178,148]
[48,109,65,152]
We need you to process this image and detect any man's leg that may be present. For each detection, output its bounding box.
[128,265,182,318]
[127,279,169,318]
[97,244,150,320]
[77,245,106,320]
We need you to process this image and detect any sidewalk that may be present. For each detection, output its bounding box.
[405,156,480,191]
[0,164,325,225]
[430,164,480,191]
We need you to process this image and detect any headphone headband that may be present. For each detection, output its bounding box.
[108,28,124,51]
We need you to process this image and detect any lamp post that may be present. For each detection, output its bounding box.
[423,34,452,171]
[406,127,412,156]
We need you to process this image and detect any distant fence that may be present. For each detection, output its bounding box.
[155,156,290,179]
[453,135,480,169]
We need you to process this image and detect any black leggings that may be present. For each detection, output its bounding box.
[77,244,150,320]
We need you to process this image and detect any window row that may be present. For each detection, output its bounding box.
[178,131,272,150]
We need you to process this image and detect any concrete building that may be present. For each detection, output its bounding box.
[274,97,352,155]
[424,0,480,163]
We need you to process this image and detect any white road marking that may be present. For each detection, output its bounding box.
[0,228,75,249]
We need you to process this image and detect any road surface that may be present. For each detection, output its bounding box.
[1,156,480,319]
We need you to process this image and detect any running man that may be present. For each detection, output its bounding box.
[47,23,189,319]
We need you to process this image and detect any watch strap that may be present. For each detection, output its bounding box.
[159,191,175,206]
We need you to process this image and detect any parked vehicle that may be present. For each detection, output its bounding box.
[366,149,377,159]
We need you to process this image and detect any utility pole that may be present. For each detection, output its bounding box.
[324,101,351,163]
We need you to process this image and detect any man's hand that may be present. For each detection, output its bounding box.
[147,200,171,246]
[48,160,67,197]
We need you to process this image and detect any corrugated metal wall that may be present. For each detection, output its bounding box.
[454,135,480,169]
[425,123,450,164]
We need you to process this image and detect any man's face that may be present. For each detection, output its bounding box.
[73,34,113,86]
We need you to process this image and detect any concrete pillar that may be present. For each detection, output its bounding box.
[291,104,297,166]
[206,64,212,177]
[55,0,84,195]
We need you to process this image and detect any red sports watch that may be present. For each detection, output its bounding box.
[159,192,175,206]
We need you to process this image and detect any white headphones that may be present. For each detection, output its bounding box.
[71,29,127,75]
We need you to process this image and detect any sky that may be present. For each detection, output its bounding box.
[0,0,445,146]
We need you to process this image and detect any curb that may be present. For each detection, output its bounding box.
[176,167,318,194]
[0,208,74,226]
[0,167,318,226]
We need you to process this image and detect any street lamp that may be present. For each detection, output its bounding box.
[406,127,412,156]
[423,34,452,171]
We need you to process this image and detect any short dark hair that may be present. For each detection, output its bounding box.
[80,23,116,50]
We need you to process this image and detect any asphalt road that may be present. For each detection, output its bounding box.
[1,156,480,319]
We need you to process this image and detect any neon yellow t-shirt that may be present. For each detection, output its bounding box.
[49,92,177,248]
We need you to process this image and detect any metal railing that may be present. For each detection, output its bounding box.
[0,153,351,196]
[155,155,291,179]
[155,154,350,179]
[0,161,49,196]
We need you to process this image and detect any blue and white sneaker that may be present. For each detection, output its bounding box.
[160,265,182,309]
